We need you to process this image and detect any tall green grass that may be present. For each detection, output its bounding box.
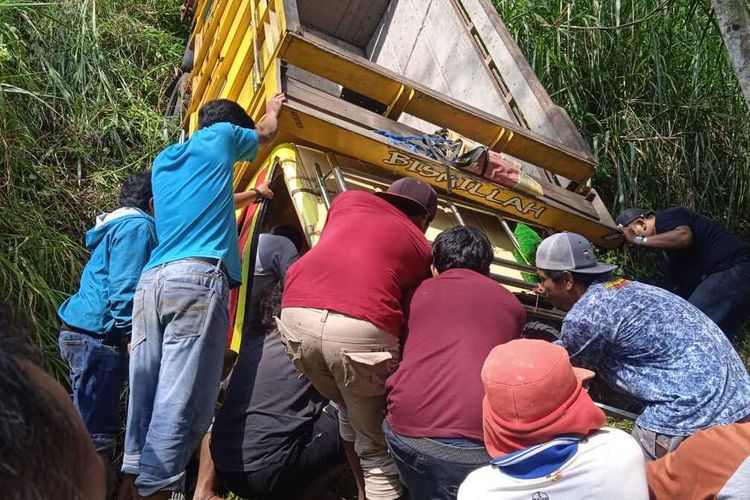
[494,0,750,353]
[4,0,750,377]
[0,0,185,377]
[493,0,750,283]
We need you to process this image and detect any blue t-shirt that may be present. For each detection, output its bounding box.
[145,122,259,287]
[558,279,750,436]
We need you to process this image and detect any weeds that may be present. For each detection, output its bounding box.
[0,0,185,378]
[493,0,750,347]
[494,0,750,237]
[3,0,750,378]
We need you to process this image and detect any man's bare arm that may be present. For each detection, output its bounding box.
[255,92,285,145]
[233,181,273,209]
[623,225,693,250]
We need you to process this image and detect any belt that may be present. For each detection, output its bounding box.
[61,322,127,348]
[175,257,228,277]
[393,433,491,464]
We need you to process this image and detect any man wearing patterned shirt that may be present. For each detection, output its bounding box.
[534,232,750,460]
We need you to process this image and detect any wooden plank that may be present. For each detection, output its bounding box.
[275,99,622,248]
[194,33,203,62]
[466,0,592,156]
[219,31,255,101]
[283,77,597,219]
[204,0,253,101]
[193,0,212,34]
[189,0,243,112]
[278,32,596,184]
[195,0,243,105]
[189,111,199,133]
[193,0,228,74]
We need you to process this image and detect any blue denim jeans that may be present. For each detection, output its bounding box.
[383,420,490,500]
[688,261,750,341]
[123,260,229,496]
[59,329,127,454]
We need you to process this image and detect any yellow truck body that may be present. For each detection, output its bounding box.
[180,0,623,349]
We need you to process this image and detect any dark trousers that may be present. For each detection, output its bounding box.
[217,404,345,500]
[58,328,128,454]
[688,261,750,341]
[383,420,490,500]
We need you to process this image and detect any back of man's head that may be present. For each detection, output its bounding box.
[118,171,152,212]
[0,304,104,500]
[432,226,493,275]
[198,99,255,130]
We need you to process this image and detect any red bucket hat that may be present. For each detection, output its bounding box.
[481,339,605,458]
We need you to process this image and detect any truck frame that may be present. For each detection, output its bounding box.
[179,0,624,355]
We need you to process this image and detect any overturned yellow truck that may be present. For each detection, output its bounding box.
[179,0,623,361]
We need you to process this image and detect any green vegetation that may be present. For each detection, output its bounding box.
[493,0,750,282]
[0,0,185,377]
[2,0,750,377]
[494,0,750,355]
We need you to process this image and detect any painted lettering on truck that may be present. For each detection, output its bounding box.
[381,150,546,219]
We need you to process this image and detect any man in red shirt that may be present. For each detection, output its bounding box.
[384,226,526,500]
[279,177,437,500]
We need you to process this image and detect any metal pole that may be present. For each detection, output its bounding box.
[450,203,466,226]
[314,164,332,209]
[498,216,529,264]
[333,166,348,192]
[594,402,639,421]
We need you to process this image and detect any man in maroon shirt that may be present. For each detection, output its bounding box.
[384,226,526,500]
[278,177,436,500]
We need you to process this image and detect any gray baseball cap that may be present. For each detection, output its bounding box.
[536,232,617,274]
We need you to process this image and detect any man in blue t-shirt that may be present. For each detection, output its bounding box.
[535,232,750,461]
[122,94,284,499]
[616,207,750,340]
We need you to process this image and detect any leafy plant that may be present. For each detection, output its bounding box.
[0,0,185,378]
[493,0,750,342]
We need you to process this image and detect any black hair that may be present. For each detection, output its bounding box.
[118,170,152,211]
[271,225,305,252]
[540,269,612,287]
[198,99,255,129]
[259,255,301,331]
[432,226,493,275]
[0,304,86,499]
[260,280,284,332]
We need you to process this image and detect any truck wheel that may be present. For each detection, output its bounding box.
[522,320,560,342]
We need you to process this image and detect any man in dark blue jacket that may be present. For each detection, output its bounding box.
[58,171,158,459]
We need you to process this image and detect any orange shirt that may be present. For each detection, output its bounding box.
[647,422,750,499]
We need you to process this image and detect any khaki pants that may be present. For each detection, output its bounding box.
[278,307,402,500]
